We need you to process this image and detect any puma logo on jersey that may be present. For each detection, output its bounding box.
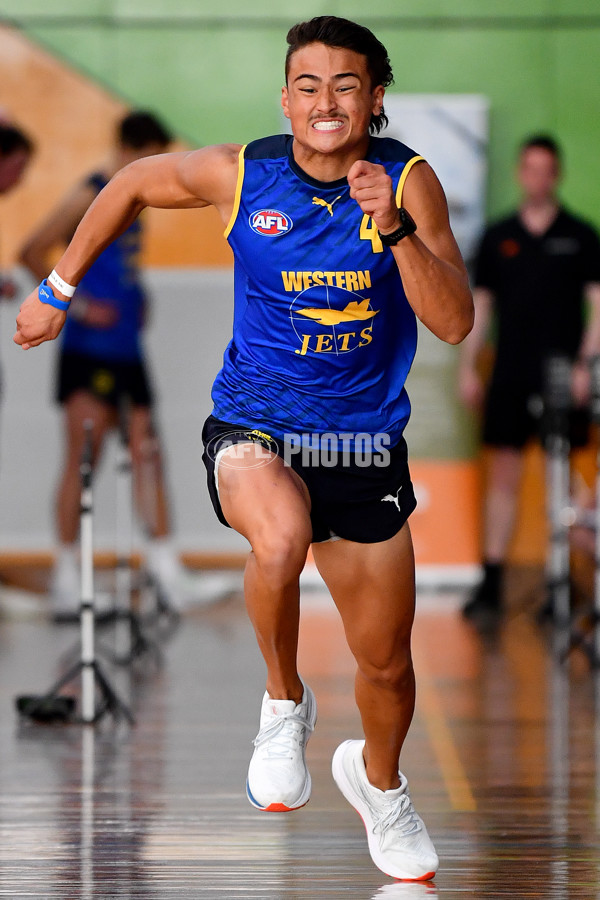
[381,486,403,512]
[312,195,342,217]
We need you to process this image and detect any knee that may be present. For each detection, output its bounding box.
[130,431,161,470]
[355,643,414,693]
[251,526,311,586]
[65,439,102,472]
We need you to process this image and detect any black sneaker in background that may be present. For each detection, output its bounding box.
[462,561,503,628]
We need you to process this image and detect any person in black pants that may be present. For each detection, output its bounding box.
[459,135,600,624]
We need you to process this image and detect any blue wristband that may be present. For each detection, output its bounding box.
[38,278,71,311]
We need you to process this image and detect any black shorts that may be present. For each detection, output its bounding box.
[201,415,417,544]
[56,351,154,408]
[483,381,589,449]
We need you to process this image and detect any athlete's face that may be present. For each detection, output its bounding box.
[282,43,384,162]
[517,146,560,203]
[0,148,30,194]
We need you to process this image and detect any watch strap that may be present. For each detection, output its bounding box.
[378,207,417,246]
[38,279,71,311]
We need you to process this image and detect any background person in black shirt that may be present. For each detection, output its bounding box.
[458,135,600,623]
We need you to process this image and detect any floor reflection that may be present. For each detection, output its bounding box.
[0,587,600,896]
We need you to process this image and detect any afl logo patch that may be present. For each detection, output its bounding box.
[249,209,292,236]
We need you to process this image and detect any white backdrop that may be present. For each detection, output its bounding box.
[383,94,489,459]
[383,93,489,269]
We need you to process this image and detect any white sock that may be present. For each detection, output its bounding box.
[54,543,79,570]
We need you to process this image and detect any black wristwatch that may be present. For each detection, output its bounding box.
[378,207,417,246]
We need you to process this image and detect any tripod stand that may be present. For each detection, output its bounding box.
[15,421,133,725]
[565,355,600,666]
[543,354,573,648]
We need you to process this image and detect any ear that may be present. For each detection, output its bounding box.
[281,86,291,120]
[372,84,385,115]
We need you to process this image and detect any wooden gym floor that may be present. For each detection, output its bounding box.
[1,577,600,899]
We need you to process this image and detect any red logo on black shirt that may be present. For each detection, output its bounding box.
[500,238,520,258]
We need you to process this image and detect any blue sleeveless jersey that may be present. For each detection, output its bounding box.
[211,135,424,447]
[62,173,145,362]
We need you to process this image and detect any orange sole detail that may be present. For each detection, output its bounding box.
[392,873,436,883]
[262,800,308,812]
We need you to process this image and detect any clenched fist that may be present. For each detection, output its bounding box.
[13,289,68,350]
[347,159,400,234]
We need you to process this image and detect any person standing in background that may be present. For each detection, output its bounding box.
[20,111,225,621]
[458,135,600,625]
[1,121,34,298]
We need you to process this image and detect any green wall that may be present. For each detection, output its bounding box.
[2,1,600,226]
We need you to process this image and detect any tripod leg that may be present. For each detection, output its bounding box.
[89,661,135,725]
[546,435,572,628]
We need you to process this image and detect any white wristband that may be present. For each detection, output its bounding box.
[48,269,76,298]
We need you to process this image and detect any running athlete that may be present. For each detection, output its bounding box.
[14,17,473,881]
[19,111,221,620]
[459,135,600,625]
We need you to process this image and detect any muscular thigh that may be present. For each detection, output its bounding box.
[217,445,312,546]
[312,523,416,662]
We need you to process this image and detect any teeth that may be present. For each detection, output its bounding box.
[313,120,343,131]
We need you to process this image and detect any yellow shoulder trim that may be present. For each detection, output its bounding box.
[395,155,425,207]
[224,145,246,239]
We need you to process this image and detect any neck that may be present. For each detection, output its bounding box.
[519,197,559,235]
[291,137,370,183]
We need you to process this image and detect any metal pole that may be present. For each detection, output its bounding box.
[114,396,133,660]
[79,420,96,724]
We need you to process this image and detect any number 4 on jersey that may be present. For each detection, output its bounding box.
[359,214,383,254]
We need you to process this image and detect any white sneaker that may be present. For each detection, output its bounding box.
[49,547,113,623]
[247,681,317,812]
[145,539,240,610]
[332,739,438,881]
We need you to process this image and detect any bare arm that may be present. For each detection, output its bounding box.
[571,282,600,405]
[347,158,474,344]
[457,286,494,411]
[14,143,241,349]
[19,181,98,282]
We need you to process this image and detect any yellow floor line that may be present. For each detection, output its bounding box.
[414,649,477,813]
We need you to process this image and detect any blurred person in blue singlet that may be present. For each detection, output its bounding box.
[14,18,473,881]
[0,119,34,589]
[20,111,223,620]
[0,120,33,297]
